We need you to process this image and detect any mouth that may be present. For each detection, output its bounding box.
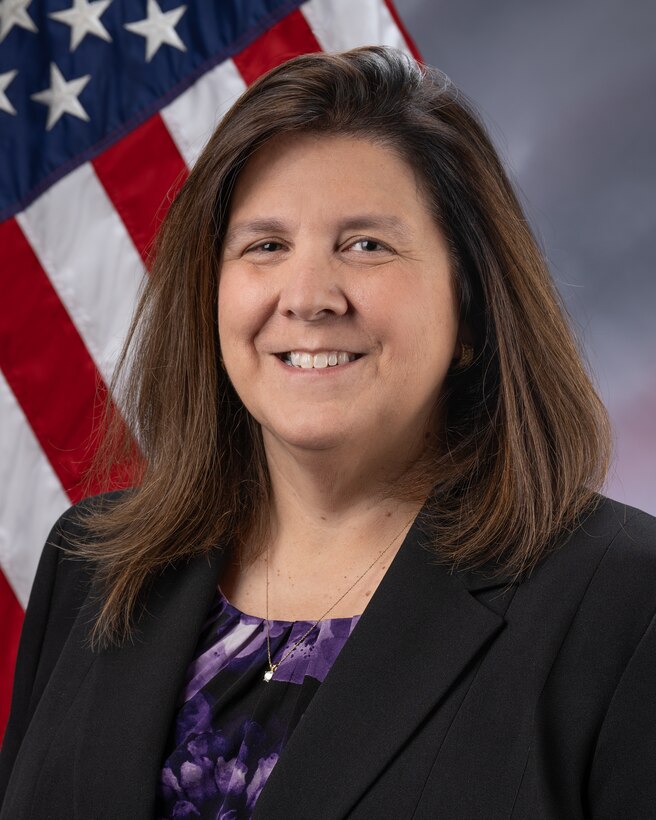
[275,351,363,369]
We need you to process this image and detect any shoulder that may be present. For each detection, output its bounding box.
[23,489,131,680]
[503,496,656,664]
[574,496,656,626]
[507,495,656,603]
[32,491,124,597]
[43,488,130,568]
[584,495,656,614]
[558,499,656,813]
[576,494,656,546]
[0,490,130,787]
[48,488,128,550]
[520,495,656,662]
[28,490,130,636]
[560,494,656,583]
[521,494,656,582]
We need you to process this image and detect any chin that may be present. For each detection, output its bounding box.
[262,419,352,453]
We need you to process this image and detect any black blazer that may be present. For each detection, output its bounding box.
[1,495,655,819]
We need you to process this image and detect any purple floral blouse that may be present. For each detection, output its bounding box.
[155,587,360,819]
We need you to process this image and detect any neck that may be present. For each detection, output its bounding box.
[258,428,431,568]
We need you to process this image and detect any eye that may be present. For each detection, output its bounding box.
[349,238,389,253]
[247,240,285,253]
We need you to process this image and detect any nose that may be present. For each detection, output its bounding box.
[276,259,349,321]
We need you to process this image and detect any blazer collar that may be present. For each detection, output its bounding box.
[254,513,507,819]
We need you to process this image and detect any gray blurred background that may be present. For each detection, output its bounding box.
[395,0,656,514]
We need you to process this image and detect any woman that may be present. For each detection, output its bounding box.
[1,47,655,819]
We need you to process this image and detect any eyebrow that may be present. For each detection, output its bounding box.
[224,218,287,242]
[223,214,413,245]
[336,215,412,239]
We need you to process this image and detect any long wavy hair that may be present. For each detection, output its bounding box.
[77,46,611,647]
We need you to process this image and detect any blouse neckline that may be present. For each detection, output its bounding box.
[217,584,362,626]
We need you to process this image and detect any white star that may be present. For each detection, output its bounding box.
[31,63,91,131]
[0,0,38,43]
[49,0,112,51]
[124,0,186,62]
[0,69,18,115]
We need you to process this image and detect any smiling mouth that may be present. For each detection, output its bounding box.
[277,351,362,369]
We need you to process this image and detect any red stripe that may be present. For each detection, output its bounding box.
[383,0,422,61]
[0,570,24,744]
[0,218,111,502]
[93,113,188,265]
[233,8,322,85]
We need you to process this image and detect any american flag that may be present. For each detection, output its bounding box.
[0,0,419,739]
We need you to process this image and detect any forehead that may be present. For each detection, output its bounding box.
[227,132,429,218]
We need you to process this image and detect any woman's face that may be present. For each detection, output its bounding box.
[218,133,460,465]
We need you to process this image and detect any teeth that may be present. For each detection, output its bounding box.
[283,351,358,369]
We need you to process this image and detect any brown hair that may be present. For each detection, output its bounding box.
[78,46,611,647]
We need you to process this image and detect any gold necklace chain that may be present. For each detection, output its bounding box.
[263,515,414,683]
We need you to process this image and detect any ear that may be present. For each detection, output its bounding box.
[457,321,475,347]
[451,323,475,368]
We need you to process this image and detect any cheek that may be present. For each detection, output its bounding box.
[398,287,459,354]
[218,270,267,351]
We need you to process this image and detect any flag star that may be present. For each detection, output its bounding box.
[124,0,186,62]
[49,0,112,51]
[31,63,91,131]
[0,0,38,43]
[0,69,18,114]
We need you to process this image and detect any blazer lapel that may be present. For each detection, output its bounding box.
[72,545,228,819]
[254,517,507,820]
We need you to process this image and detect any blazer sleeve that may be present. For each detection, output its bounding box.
[588,608,656,819]
[0,499,98,809]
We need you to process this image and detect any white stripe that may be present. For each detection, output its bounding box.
[161,59,247,168]
[0,371,69,608]
[301,0,412,54]
[16,163,146,387]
